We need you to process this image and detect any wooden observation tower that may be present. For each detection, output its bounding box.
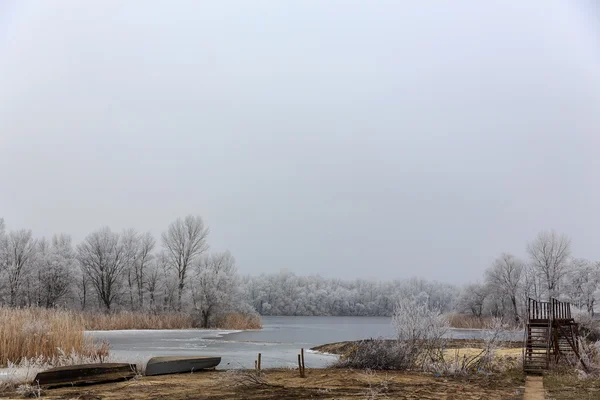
[523,297,587,373]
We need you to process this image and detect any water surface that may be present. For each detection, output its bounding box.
[89,316,520,369]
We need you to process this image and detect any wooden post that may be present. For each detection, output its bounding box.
[297,354,303,377]
[258,353,262,371]
[301,348,305,377]
[254,360,258,371]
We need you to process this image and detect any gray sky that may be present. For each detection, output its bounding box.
[1,1,599,283]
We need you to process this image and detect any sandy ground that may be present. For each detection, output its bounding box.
[523,376,544,400]
[0,368,526,400]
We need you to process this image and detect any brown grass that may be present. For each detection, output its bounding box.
[0,308,261,368]
[447,314,495,329]
[33,368,526,400]
[0,307,102,367]
[82,311,195,331]
[215,313,262,330]
[544,370,600,399]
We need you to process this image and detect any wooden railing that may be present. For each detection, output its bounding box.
[551,298,572,320]
[528,298,551,320]
[527,298,572,321]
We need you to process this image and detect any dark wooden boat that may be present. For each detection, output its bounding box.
[145,356,221,376]
[34,363,137,387]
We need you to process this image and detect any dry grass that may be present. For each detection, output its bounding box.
[34,368,526,400]
[447,314,495,329]
[215,313,262,330]
[0,308,261,367]
[0,307,104,367]
[544,370,600,399]
[82,311,195,331]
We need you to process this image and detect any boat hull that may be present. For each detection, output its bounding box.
[145,356,221,376]
[34,363,137,387]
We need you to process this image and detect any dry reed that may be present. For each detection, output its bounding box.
[0,307,102,367]
[0,307,261,368]
[447,314,494,329]
[215,313,262,330]
[82,311,195,331]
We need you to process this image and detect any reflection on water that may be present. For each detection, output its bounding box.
[88,316,521,369]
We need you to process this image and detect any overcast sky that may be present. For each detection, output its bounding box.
[1,1,599,283]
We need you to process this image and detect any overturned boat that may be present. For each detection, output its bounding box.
[34,363,137,387]
[145,356,221,376]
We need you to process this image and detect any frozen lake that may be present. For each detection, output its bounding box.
[88,316,520,369]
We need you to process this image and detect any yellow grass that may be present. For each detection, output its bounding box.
[0,307,102,366]
[215,313,263,330]
[82,311,195,330]
[444,347,522,358]
[0,308,262,365]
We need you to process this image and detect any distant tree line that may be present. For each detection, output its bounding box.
[242,273,456,316]
[0,216,597,324]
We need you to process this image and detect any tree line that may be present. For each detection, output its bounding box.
[0,216,250,327]
[458,230,596,323]
[0,216,597,324]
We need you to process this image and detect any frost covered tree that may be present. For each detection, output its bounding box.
[29,235,75,307]
[2,230,37,306]
[77,227,128,312]
[162,216,209,311]
[134,232,155,309]
[563,259,600,316]
[457,283,488,318]
[192,251,238,327]
[527,230,571,299]
[121,229,155,310]
[485,253,524,323]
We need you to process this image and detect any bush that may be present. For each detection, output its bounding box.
[333,339,412,370]
[392,295,449,369]
[334,296,449,370]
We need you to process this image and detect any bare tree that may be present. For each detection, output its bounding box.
[192,251,238,328]
[457,283,488,318]
[146,257,162,312]
[162,216,209,311]
[527,230,571,299]
[563,259,600,316]
[121,229,141,310]
[3,230,37,306]
[135,232,155,309]
[485,253,524,323]
[42,233,76,307]
[77,227,128,312]
[76,269,89,310]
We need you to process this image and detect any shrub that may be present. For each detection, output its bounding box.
[392,295,449,369]
[334,296,449,370]
[333,338,412,370]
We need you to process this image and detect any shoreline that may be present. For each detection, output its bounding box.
[310,338,523,356]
